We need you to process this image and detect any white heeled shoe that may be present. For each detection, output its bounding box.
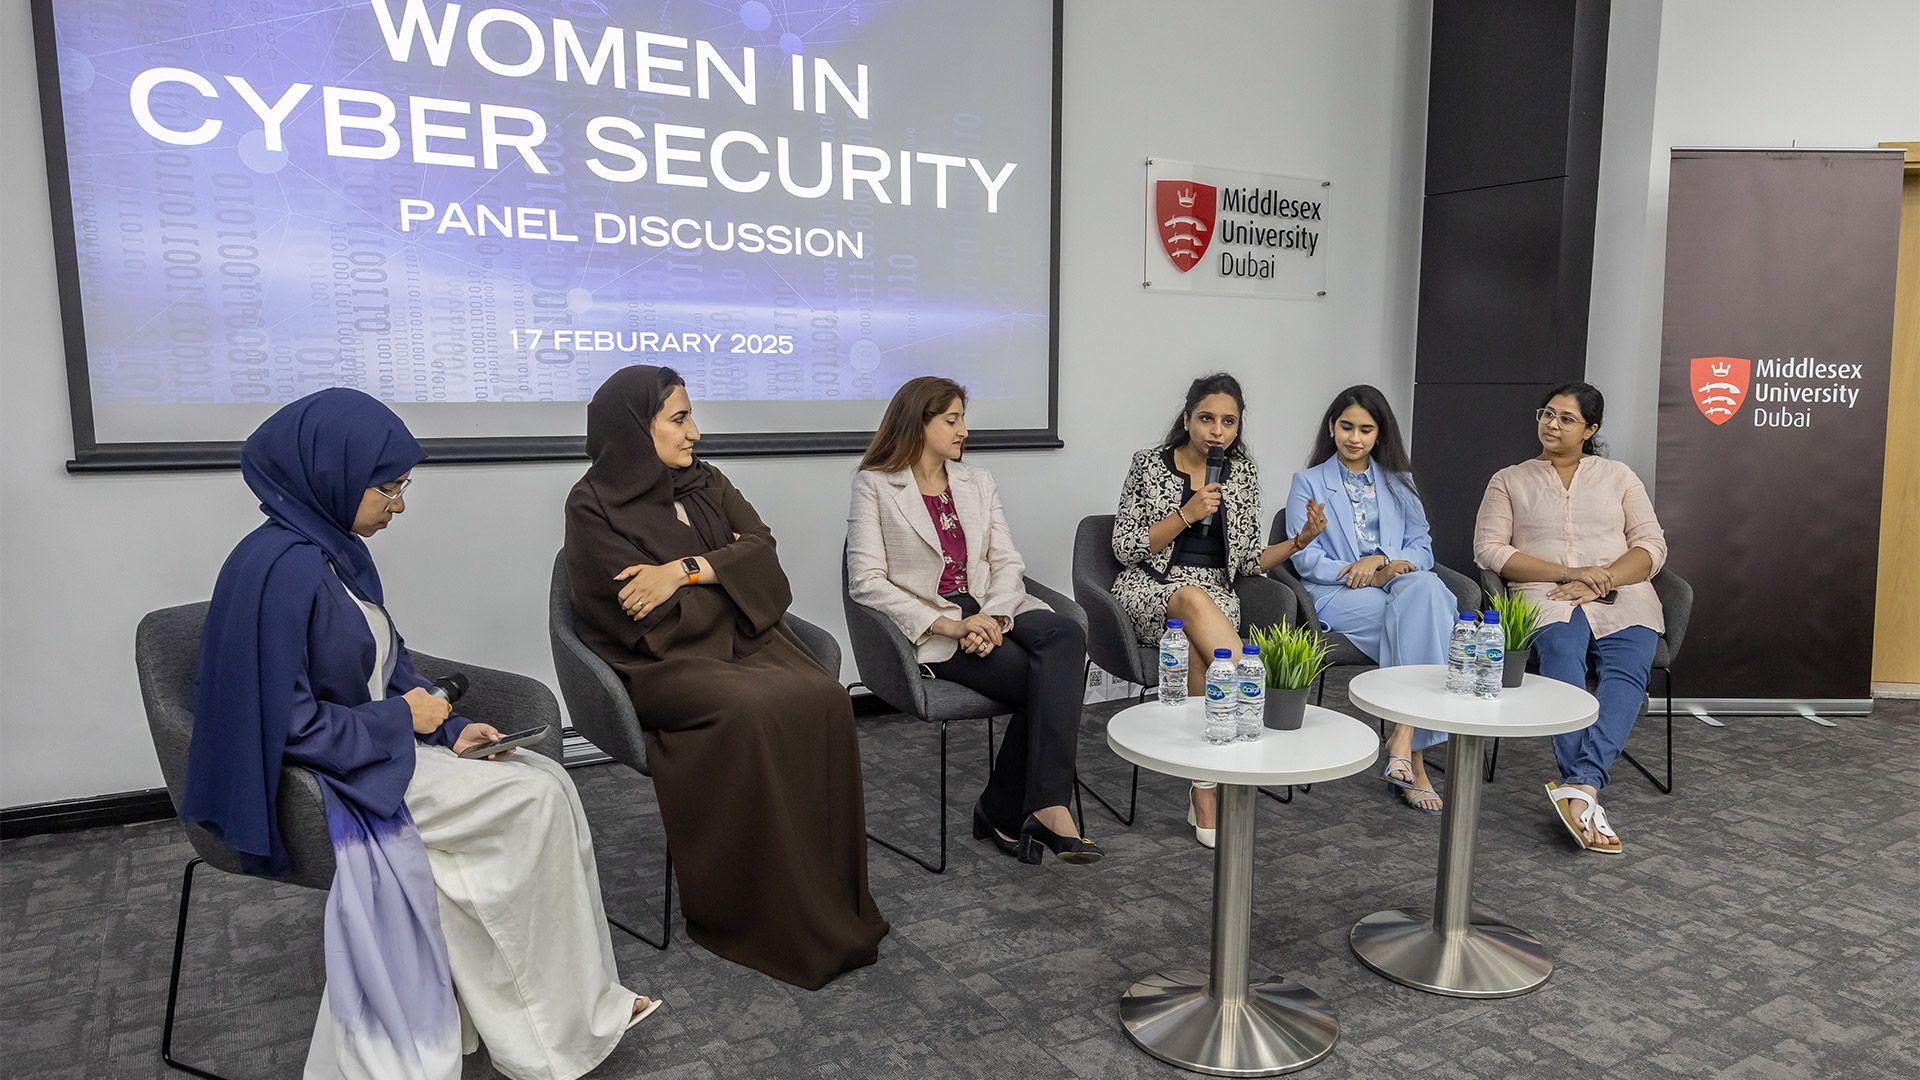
[1187,783,1217,849]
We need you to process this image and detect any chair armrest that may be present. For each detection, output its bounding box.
[1478,568,1506,606]
[1651,569,1694,660]
[1073,570,1153,685]
[1024,576,1087,635]
[1235,574,1297,633]
[785,615,843,679]
[841,592,930,720]
[409,650,565,765]
[1261,567,1317,629]
[273,766,338,889]
[1434,565,1483,613]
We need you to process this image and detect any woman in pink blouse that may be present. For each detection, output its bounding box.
[846,377,1101,865]
[1473,383,1667,856]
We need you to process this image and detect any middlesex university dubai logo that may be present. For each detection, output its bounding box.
[1156,180,1217,272]
[1690,356,1751,425]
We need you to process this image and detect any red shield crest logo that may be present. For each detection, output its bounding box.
[1690,356,1751,425]
[1155,180,1216,273]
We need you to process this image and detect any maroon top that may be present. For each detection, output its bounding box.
[921,490,969,595]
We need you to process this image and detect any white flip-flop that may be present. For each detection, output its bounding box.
[1546,783,1622,855]
[626,995,663,1031]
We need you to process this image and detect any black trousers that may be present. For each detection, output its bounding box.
[927,594,1087,834]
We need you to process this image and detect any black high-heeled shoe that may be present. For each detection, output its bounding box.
[1018,814,1104,865]
[971,802,1022,859]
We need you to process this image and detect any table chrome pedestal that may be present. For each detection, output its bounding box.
[1120,786,1339,1076]
[1348,733,1552,998]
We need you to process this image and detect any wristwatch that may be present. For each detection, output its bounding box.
[681,556,700,585]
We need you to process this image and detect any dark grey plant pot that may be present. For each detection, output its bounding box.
[1502,648,1530,688]
[1265,687,1309,730]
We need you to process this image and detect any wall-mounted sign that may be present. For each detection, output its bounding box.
[1143,158,1329,299]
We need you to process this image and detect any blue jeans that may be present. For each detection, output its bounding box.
[1532,607,1658,790]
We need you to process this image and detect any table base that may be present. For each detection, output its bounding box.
[1348,908,1552,998]
[1119,969,1338,1077]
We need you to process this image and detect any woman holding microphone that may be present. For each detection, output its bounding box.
[1110,373,1325,846]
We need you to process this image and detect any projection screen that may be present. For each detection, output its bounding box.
[33,0,1062,469]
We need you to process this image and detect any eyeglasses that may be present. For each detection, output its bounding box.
[370,478,412,504]
[1534,408,1585,429]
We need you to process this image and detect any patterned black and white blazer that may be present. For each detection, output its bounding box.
[1110,445,1265,583]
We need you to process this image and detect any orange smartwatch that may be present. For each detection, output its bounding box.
[680,556,701,585]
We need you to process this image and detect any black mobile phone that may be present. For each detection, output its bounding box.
[457,724,550,759]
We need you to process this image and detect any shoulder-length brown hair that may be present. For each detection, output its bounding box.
[859,376,968,472]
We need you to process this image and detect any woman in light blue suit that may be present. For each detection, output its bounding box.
[1285,385,1456,813]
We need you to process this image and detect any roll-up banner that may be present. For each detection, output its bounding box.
[1655,148,1906,712]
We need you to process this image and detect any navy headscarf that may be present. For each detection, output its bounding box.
[178,389,424,875]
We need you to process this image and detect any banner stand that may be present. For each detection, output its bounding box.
[1654,147,1905,716]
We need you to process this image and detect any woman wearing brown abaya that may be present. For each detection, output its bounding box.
[564,364,888,990]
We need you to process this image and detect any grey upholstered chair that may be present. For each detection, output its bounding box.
[841,544,1088,873]
[1476,567,1693,792]
[138,601,564,1080]
[547,551,843,941]
[1069,514,1300,819]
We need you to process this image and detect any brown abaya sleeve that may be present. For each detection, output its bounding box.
[563,488,658,654]
[701,466,793,638]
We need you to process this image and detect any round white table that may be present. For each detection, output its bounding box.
[1106,700,1379,1077]
[1344,664,1598,999]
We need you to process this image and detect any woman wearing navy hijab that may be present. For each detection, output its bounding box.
[179,389,655,1080]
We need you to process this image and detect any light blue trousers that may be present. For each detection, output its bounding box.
[1310,570,1455,752]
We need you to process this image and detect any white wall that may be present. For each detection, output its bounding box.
[1588,0,1920,479]
[0,0,1433,807]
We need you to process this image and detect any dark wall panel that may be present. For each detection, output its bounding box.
[1413,383,1557,570]
[1411,0,1609,570]
[1416,178,1572,384]
[1425,0,1578,194]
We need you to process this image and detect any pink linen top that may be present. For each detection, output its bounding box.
[1472,456,1668,638]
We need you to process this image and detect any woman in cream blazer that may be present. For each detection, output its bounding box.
[847,377,1100,865]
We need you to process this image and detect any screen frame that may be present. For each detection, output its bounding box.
[32,0,1065,473]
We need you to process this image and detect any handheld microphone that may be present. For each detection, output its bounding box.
[428,673,468,704]
[1202,446,1225,530]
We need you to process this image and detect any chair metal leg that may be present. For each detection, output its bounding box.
[162,857,231,1080]
[987,716,997,771]
[1258,784,1295,804]
[1075,763,1140,827]
[867,720,950,873]
[605,849,674,951]
[1620,667,1675,794]
[1484,738,1499,784]
[1073,672,1141,827]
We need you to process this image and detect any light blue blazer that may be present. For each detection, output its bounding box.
[1285,457,1435,602]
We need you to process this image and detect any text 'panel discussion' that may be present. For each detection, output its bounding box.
[2,1,1916,1078]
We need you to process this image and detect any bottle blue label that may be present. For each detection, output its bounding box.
[1161,650,1180,669]
[1238,680,1262,698]
[1205,683,1229,701]
[1484,645,1503,664]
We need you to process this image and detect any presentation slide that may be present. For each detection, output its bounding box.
[38,0,1058,456]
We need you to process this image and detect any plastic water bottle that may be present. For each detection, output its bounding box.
[1445,612,1478,695]
[1234,645,1265,741]
[1204,648,1238,744]
[1158,620,1189,706]
[1474,609,1505,699]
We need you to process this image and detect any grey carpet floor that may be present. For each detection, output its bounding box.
[5,679,1917,1079]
